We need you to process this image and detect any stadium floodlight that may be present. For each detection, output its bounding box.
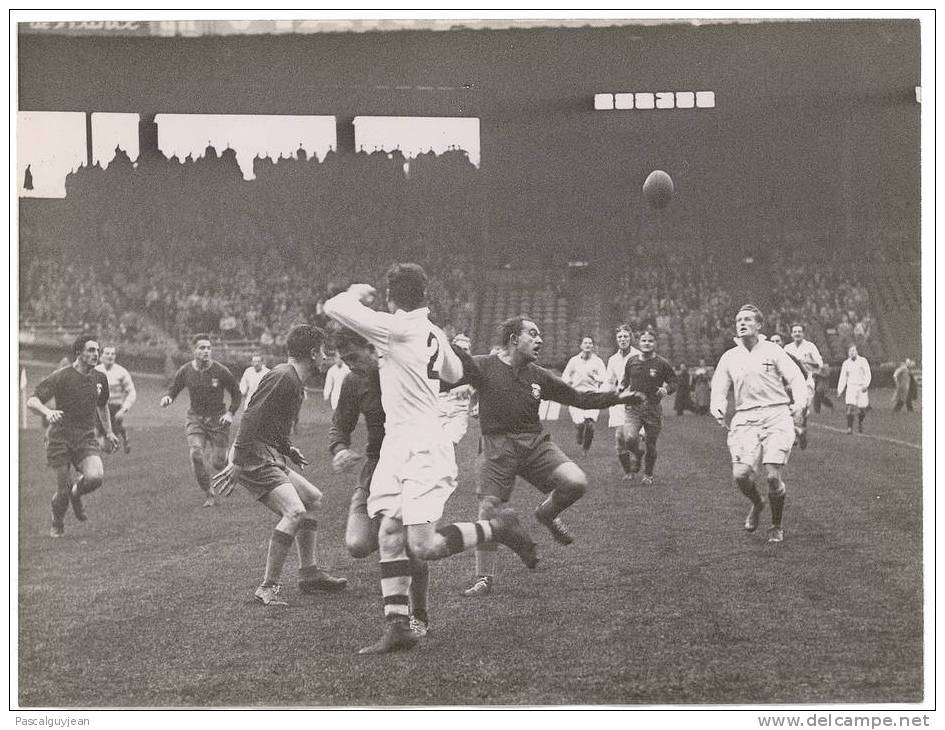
[695,91,716,108]
[594,93,615,110]
[634,92,655,109]
[675,91,695,108]
[614,93,634,109]
[655,92,675,109]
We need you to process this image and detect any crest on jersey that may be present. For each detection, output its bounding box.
[531,383,542,400]
[211,378,220,388]
[96,383,103,395]
[649,368,657,378]
[762,360,775,372]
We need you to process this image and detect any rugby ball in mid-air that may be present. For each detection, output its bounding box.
[643,170,674,209]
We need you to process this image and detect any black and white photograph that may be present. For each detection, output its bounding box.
[11,9,934,724]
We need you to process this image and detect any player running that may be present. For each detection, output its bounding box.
[710,305,808,544]
[837,345,872,434]
[604,325,642,478]
[329,325,431,637]
[562,336,607,456]
[450,316,639,598]
[783,324,823,449]
[160,334,241,507]
[94,345,136,454]
[618,330,677,485]
[27,337,120,537]
[212,325,346,606]
[324,263,538,654]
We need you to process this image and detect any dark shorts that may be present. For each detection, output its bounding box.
[622,402,663,440]
[185,413,230,450]
[46,425,100,469]
[478,432,571,502]
[233,443,291,501]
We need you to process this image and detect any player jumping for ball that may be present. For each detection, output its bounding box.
[710,305,808,544]
[449,316,639,597]
[27,336,120,537]
[324,264,539,654]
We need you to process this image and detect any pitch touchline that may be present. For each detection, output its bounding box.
[810,422,921,450]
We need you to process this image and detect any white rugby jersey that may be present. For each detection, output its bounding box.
[837,356,871,394]
[783,339,824,378]
[324,291,462,431]
[563,353,607,392]
[605,347,642,391]
[321,362,349,410]
[240,365,271,407]
[710,336,808,416]
[439,383,474,420]
[94,362,136,408]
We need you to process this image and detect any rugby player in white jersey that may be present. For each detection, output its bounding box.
[95,345,137,454]
[710,305,808,544]
[837,345,872,434]
[324,263,538,654]
[438,333,475,445]
[604,324,642,478]
[783,323,824,449]
[562,336,607,456]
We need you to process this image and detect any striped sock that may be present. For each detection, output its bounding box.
[295,517,318,570]
[380,559,411,621]
[437,521,494,555]
[263,529,294,586]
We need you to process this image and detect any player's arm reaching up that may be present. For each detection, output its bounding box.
[323,285,393,353]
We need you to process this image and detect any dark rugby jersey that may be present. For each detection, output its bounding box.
[621,355,678,402]
[33,365,109,430]
[328,365,385,460]
[165,360,241,418]
[459,353,623,436]
[233,363,303,455]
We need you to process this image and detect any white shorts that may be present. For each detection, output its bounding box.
[843,389,870,408]
[368,429,457,526]
[440,413,469,445]
[727,406,796,468]
[607,404,626,428]
[569,406,599,424]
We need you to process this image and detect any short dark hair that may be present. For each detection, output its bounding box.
[386,263,427,311]
[737,304,764,324]
[791,322,805,332]
[72,336,97,358]
[498,316,528,347]
[191,333,212,347]
[615,324,634,336]
[286,324,322,359]
[581,335,594,343]
[330,325,370,358]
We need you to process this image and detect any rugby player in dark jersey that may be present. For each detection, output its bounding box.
[27,336,120,537]
[160,334,241,507]
[328,326,431,636]
[212,324,346,606]
[449,316,637,597]
[619,330,678,485]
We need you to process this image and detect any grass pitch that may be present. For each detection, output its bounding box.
[16,366,924,706]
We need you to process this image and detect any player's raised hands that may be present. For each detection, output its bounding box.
[211,464,240,497]
[288,446,308,468]
[347,283,377,306]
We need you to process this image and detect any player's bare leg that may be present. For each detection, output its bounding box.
[641,433,659,485]
[534,462,587,545]
[69,455,104,523]
[763,463,786,543]
[186,433,215,505]
[581,418,595,456]
[618,424,643,480]
[287,470,346,593]
[360,516,417,655]
[615,427,634,480]
[50,465,73,537]
[733,463,765,533]
[464,495,501,597]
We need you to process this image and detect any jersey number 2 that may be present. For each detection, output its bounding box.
[426,332,440,380]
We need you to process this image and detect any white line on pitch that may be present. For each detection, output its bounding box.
[810,422,921,450]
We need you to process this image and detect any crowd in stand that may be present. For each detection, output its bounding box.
[19,144,886,364]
